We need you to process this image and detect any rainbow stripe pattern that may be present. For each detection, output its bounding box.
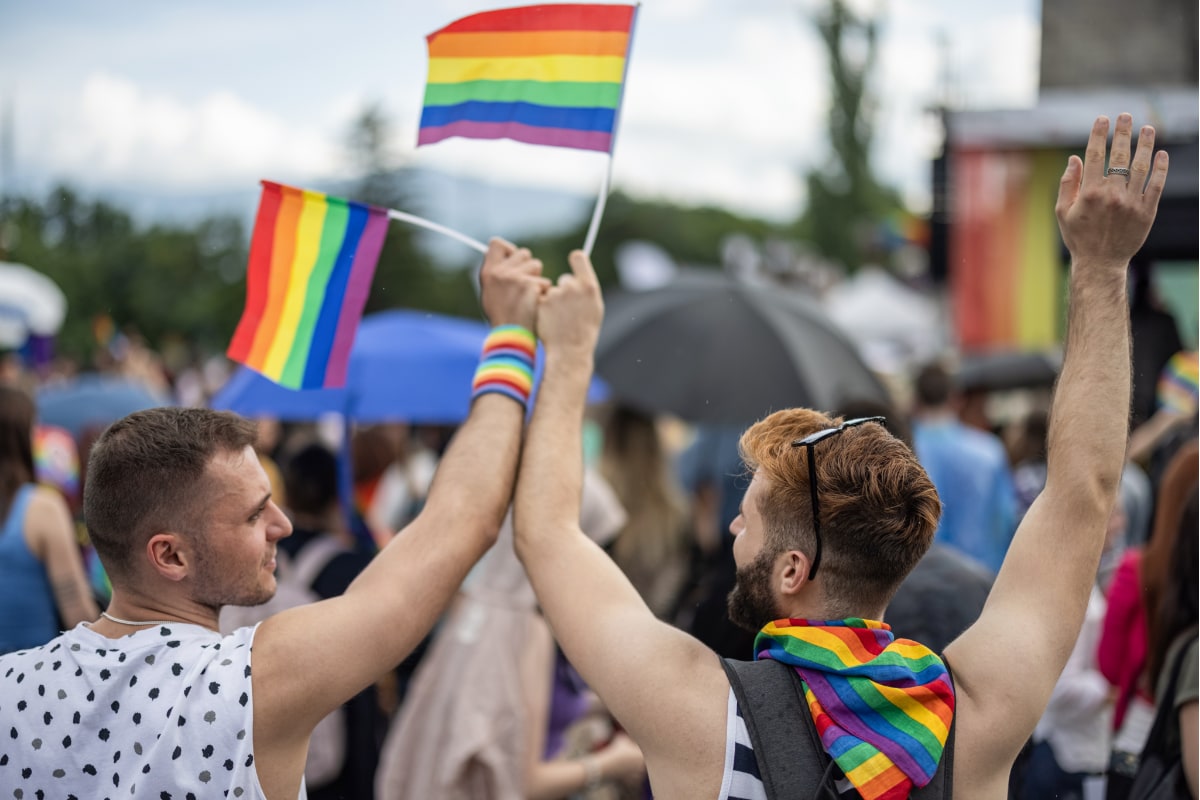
[418,3,638,153]
[472,325,537,406]
[755,618,955,800]
[1158,350,1199,414]
[950,149,1065,350]
[227,181,389,389]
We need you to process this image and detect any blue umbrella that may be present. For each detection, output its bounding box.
[210,309,608,423]
[36,374,172,438]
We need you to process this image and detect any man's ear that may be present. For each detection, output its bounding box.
[778,549,812,597]
[146,533,191,583]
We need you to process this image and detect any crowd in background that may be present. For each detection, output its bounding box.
[0,279,1196,799]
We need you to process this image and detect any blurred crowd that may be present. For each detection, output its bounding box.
[0,283,1195,799]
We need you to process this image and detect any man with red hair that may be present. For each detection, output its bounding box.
[514,113,1168,798]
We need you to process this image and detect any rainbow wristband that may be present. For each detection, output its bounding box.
[472,325,536,408]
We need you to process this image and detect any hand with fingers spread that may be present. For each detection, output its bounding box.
[537,250,605,356]
[479,237,552,330]
[1055,113,1169,269]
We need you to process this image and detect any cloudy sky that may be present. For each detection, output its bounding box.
[0,0,1041,225]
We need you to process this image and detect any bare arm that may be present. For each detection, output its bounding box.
[946,114,1169,786]
[513,252,728,788]
[26,487,99,627]
[252,239,549,742]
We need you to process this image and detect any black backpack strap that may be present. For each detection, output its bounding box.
[722,656,958,800]
[722,657,830,800]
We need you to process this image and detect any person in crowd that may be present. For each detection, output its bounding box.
[259,441,386,799]
[672,423,756,660]
[1128,258,1184,430]
[1100,438,1198,782]
[512,113,1167,798]
[352,422,437,545]
[375,468,644,800]
[598,404,691,619]
[910,360,1018,573]
[1120,442,1198,797]
[0,239,551,798]
[252,416,287,511]
[0,385,98,653]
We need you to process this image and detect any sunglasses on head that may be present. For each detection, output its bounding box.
[790,416,886,581]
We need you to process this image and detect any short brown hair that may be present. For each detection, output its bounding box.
[738,408,941,616]
[83,407,257,579]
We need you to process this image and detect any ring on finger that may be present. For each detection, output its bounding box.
[1106,166,1131,178]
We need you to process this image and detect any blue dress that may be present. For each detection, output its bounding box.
[0,484,60,653]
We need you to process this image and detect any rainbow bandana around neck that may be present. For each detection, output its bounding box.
[754,618,955,800]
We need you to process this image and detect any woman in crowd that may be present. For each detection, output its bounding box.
[0,385,97,653]
[1133,442,1198,797]
[1103,439,1198,795]
[374,468,646,799]
[598,404,691,619]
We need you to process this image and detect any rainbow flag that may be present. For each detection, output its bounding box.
[227,181,389,389]
[418,3,638,153]
[1158,350,1199,414]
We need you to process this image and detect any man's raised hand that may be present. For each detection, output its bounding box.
[1055,113,1169,269]
[537,250,604,356]
[479,237,551,331]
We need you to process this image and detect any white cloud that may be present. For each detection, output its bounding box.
[30,73,352,189]
[4,1,1045,222]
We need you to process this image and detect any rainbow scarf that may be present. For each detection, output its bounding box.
[755,618,954,800]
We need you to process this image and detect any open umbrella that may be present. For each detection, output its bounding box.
[596,272,889,425]
[0,261,67,348]
[36,374,172,438]
[211,309,609,423]
[955,350,1061,393]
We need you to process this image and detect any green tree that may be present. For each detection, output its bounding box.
[796,0,904,272]
[8,186,248,361]
[345,104,481,320]
[522,191,786,288]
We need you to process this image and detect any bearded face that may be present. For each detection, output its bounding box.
[726,545,782,632]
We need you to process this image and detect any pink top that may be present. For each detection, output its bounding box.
[1097,548,1151,730]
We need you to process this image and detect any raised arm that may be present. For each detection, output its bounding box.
[946,114,1169,786]
[513,252,728,783]
[252,239,549,748]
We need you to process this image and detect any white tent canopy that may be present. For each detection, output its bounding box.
[0,261,67,348]
[824,267,947,375]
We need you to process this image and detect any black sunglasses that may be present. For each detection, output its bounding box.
[790,416,886,581]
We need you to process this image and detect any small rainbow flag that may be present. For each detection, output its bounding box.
[418,3,638,154]
[1158,350,1199,415]
[227,181,389,389]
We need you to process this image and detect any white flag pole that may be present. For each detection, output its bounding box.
[386,208,488,254]
[580,3,639,258]
[581,158,612,258]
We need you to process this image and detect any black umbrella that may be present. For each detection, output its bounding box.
[595,272,889,425]
[955,350,1061,393]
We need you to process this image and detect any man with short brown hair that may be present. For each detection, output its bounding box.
[0,238,555,798]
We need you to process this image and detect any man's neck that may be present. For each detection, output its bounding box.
[93,589,218,638]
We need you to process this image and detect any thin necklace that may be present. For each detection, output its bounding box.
[100,611,178,627]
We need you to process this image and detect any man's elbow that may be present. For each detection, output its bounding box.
[1045,460,1121,511]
